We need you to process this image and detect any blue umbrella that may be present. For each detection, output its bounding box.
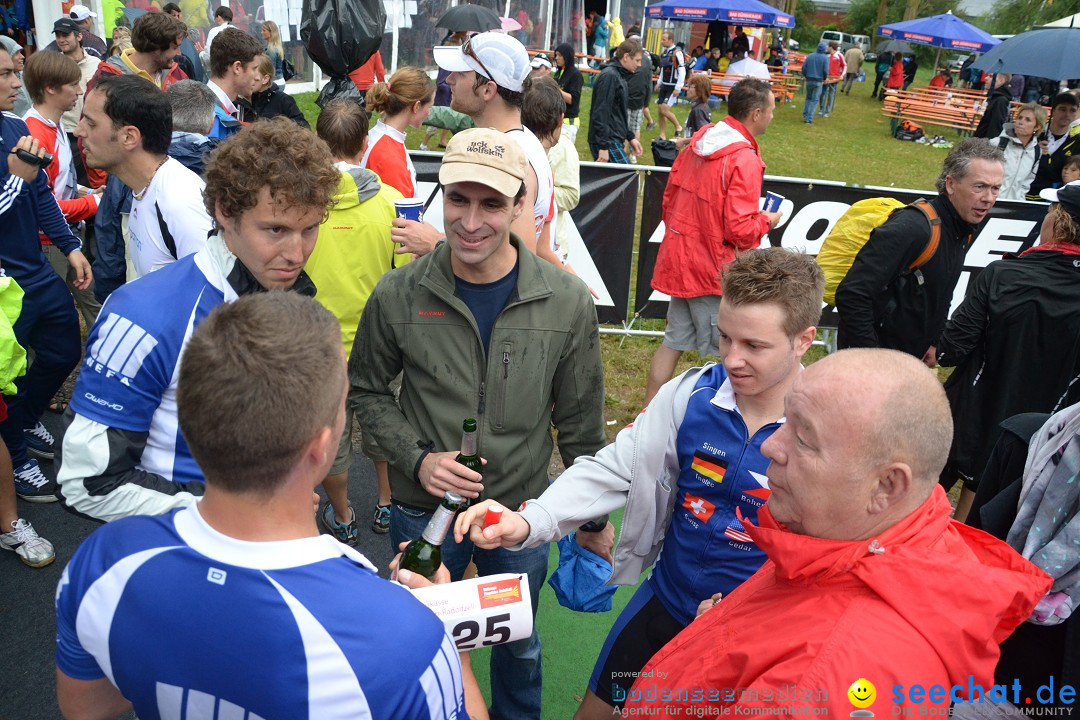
[645,0,795,29]
[878,11,999,53]
[971,28,1080,81]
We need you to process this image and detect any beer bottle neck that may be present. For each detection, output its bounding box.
[421,504,456,546]
[460,430,478,457]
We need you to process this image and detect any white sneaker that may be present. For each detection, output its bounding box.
[419,143,429,151]
[0,518,55,567]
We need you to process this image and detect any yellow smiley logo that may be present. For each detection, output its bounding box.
[848,678,876,709]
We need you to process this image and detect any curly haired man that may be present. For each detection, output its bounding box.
[57,118,341,523]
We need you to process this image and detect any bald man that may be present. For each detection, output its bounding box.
[620,350,1051,717]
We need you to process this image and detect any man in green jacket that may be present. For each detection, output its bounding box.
[352,127,606,720]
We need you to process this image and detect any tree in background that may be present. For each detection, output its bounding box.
[988,0,1080,33]
[792,0,821,50]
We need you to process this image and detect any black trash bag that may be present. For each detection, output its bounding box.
[301,0,387,108]
[652,138,678,167]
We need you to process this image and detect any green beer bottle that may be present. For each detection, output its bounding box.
[456,418,482,510]
[398,491,464,580]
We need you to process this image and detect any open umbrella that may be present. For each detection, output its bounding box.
[436,4,501,32]
[644,0,795,28]
[878,11,999,53]
[876,38,913,54]
[972,27,1080,80]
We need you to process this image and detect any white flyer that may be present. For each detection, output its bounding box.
[410,573,533,650]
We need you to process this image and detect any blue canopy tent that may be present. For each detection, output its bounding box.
[645,0,794,28]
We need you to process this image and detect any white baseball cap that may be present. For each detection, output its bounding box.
[69,4,97,21]
[530,54,552,70]
[433,32,530,93]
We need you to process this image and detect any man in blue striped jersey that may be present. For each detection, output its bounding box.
[55,292,480,720]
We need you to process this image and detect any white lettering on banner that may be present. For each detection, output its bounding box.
[965,218,1037,268]
[564,214,616,307]
[780,201,850,255]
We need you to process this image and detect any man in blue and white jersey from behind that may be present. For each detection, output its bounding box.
[56,292,478,720]
[455,248,825,720]
[55,117,342,523]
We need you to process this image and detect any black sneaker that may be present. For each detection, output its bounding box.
[372,505,391,534]
[24,422,55,461]
[14,460,58,503]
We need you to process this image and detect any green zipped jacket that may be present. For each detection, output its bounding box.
[351,236,606,512]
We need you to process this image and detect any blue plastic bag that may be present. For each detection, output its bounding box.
[547,532,618,613]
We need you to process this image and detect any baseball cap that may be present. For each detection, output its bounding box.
[433,32,530,93]
[530,53,551,70]
[439,127,528,197]
[69,5,96,21]
[54,18,82,34]
[1040,181,1080,223]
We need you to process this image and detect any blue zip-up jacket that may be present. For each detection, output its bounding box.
[1,112,80,288]
[91,173,132,303]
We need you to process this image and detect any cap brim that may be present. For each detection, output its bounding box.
[433,45,478,74]
[439,161,521,198]
[1040,187,1060,203]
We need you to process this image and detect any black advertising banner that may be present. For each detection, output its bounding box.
[409,152,638,324]
[411,150,1046,327]
[635,173,1047,322]
[568,164,638,324]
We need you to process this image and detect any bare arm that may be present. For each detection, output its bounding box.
[56,668,132,720]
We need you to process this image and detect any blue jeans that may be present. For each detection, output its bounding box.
[803,80,823,122]
[819,82,837,115]
[391,503,549,720]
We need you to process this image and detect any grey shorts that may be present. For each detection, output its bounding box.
[662,296,721,357]
[628,108,644,135]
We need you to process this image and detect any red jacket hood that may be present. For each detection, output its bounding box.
[746,486,1051,684]
[690,116,759,161]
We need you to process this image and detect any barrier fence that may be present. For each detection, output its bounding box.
[411,151,1048,336]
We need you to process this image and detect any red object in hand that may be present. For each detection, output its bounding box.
[482,505,505,529]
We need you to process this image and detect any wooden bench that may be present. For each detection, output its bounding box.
[881,87,986,134]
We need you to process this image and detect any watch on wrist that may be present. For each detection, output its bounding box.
[579,519,608,533]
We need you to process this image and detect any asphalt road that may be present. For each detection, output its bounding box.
[0,411,394,720]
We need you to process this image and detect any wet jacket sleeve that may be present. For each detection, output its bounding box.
[34,167,81,254]
[936,263,993,367]
[57,412,203,523]
[92,176,132,303]
[722,148,771,249]
[550,288,606,469]
[350,284,429,480]
[589,72,618,148]
[834,211,922,348]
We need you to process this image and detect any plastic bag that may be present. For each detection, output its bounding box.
[547,533,618,613]
[301,0,387,108]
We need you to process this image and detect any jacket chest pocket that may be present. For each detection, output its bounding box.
[493,341,512,430]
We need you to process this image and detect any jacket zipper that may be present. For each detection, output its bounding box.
[495,345,511,429]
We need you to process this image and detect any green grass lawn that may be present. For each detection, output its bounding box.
[296,79,959,717]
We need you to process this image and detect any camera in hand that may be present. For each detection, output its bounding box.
[13,148,53,168]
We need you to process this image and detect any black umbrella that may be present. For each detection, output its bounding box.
[436,4,501,32]
[875,38,913,54]
[971,27,1080,80]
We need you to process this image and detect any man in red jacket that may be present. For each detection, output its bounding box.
[624,349,1051,717]
[644,78,782,405]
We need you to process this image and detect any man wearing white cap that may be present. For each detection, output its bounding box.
[529,53,552,77]
[353,127,606,720]
[66,5,107,57]
[430,32,558,265]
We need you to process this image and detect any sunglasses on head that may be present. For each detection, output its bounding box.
[461,38,494,84]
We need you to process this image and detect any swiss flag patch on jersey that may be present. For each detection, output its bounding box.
[682,493,715,523]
